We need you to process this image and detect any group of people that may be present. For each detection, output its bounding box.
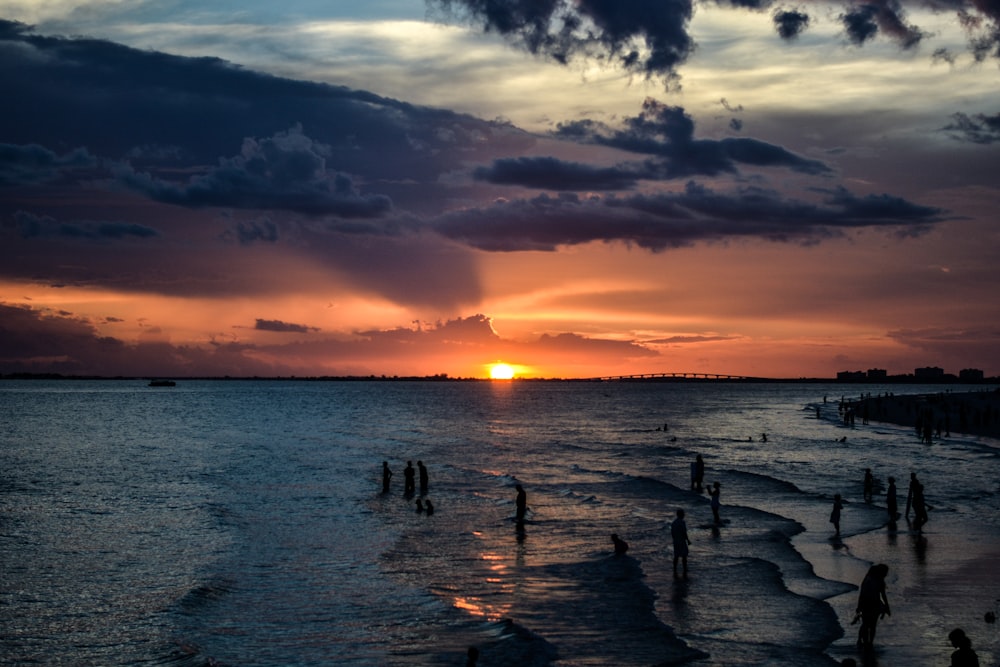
[831,470,931,539]
[381,459,434,515]
[661,453,725,577]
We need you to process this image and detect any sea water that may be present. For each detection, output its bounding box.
[1,380,998,666]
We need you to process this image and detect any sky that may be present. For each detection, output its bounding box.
[1,0,999,379]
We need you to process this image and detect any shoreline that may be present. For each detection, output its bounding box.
[822,519,1000,666]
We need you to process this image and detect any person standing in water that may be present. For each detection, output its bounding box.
[708,481,722,524]
[403,461,416,496]
[671,509,691,578]
[418,460,429,496]
[863,468,874,502]
[830,494,844,537]
[886,476,898,522]
[381,461,393,494]
[515,484,527,524]
[905,472,919,519]
[691,454,705,492]
[855,563,890,648]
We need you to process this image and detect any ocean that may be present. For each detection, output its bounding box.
[2,379,998,666]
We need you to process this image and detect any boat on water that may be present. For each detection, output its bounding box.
[148,379,176,387]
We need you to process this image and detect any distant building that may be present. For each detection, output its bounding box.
[959,368,985,382]
[837,370,866,381]
[914,366,945,379]
[867,368,887,380]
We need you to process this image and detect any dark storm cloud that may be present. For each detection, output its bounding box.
[840,1,926,48]
[14,211,159,241]
[113,126,393,218]
[432,182,945,252]
[473,157,641,190]
[0,143,96,186]
[773,8,812,39]
[427,0,1000,76]
[254,319,319,333]
[842,4,881,44]
[555,99,831,179]
[944,111,1000,143]
[427,0,695,82]
[0,19,531,198]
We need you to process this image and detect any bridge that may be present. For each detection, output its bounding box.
[594,372,764,381]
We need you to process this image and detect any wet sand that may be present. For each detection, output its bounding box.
[799,389,1000,665]
[848,389,1000,440]
[817,521,1000,666]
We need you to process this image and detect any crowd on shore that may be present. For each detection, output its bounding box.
[844,389,1000,440]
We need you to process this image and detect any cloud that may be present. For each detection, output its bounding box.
[555,98,832,178]
[432,182,945,251]
[254,318,320,333]
[473,156,641,190]
[425,0,1000,81]
[113,126,394,218]
[426,0,696,83]
[0,305,658,377]
[943,110,1000,144]
[14,211,160,241]
[0,143,96,186]
[0,19,532,201]
[533,332,658,358]
[773,8,811,39]
[839,1,926,48]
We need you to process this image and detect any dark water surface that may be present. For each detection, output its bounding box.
[2,380,998,665]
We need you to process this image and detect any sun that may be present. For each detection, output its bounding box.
[489,363,516,380]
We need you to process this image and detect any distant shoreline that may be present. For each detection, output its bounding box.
[3,372,999,384]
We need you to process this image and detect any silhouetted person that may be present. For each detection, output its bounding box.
[708,481,721,524]
[913,482,929,528]
[418,460,429,496]
[691,454,705,491]
[905,472,918,518]
[761,432,767,442]
[906,473,929,528]
[515,484,527,524]
[381,461,392,494]
[886,476,898,521]
[948,628,980,666]
[863,468,874,502]
[830,493,843,537]
[415,498,424,513]
[671,508,691,578]
[611,533,629,556]
[855,563,890,648]
[466,646,479,667]
[403,461,415,496]
[425,499,434,516]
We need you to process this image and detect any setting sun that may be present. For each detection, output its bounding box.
[489,363,515,380]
